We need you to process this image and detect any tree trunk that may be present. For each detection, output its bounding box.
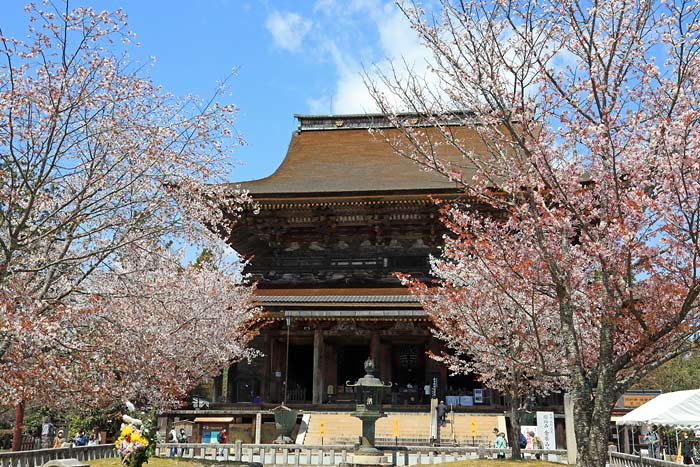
[573,393,617,467]
[11,400,25,452]
[570,368,620,467]
[509,388,523,460]
[557,295,620,467]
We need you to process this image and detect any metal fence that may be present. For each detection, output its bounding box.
[157,442,569,465]
[0,444,116,467]
[610,451,684,467]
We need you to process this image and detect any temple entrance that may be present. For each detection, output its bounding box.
[337,345,367,387]
[391,345,426,404]
[231,378,259,403]
[446,371,487,406]
[287,344,313,401]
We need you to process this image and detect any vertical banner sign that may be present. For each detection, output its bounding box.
[319,420,326,438]
[393,419,400,437]
[470,419,477,437]
[536,411,556,450]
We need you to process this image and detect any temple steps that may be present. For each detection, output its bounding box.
[303,412,431,446]
[440,413,502,446]
[302,412,503,446]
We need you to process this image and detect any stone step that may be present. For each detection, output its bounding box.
[303,413,431,446]
[440,413,501,445]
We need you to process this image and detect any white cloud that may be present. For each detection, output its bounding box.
[271,1,442,114]
[265,11,312,52]
[325,4,439,114]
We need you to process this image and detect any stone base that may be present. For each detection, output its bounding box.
[272,435,293,444]
[42,459,87,467]
[339,453,392,466]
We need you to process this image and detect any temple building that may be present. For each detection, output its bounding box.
[211,113,504,409]
[161,114,571,447]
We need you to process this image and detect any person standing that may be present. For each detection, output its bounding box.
[178,428,189,455]
[644,425,660,459]
[681,431,693,465]
[217,428,228,456]
[88,427,102,446]
[495,432,507,459]
[530,431,544,460]
[169,427,178,457]
[74,430,87,447]
[53,430,64,449]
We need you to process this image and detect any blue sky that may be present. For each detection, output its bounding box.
[2,0,429,183]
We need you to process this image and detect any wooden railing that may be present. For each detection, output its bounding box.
[157,442,569,465]
[0,444,116,467]
[610,452,683,467]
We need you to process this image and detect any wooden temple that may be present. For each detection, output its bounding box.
[216,114,490,408]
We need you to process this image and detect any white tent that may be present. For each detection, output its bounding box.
[616,389,700,430]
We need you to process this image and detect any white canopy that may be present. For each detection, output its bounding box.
[616,390,700,430]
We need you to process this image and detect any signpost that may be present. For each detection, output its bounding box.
[537,411,556,460]
[393,419,399,446]
[319,420,326,446]
[470,418,477,446]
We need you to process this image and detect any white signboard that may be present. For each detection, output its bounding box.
[537,411,556,450]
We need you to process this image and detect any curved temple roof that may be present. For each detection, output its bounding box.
[230,114,484,195]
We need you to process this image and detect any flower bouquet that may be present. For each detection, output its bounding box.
[115,413,156,467]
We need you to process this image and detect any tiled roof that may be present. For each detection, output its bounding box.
[283,309,427,319]
[255,295,419,304]
[228,115,484,195]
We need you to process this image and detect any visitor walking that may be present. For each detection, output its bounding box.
[495,432,507,459]
[217,428,228,456]
[436,400,448,426]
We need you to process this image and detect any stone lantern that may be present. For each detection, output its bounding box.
[345,357,392,464]
[272,405,298,443]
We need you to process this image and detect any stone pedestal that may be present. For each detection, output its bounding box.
[345,406,391,467]
[344,358,392,467]
[344,454,392,466]
[351,407,385,449]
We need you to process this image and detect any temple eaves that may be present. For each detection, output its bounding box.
[294,111,477,132]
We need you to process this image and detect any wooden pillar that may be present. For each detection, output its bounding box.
[312,329,324,404]
[324,342,337,396]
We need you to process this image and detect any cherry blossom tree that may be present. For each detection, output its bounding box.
[0,245,259,416]
[403,213,565,459]
[370,1,700,466]
[0,2,255,450]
